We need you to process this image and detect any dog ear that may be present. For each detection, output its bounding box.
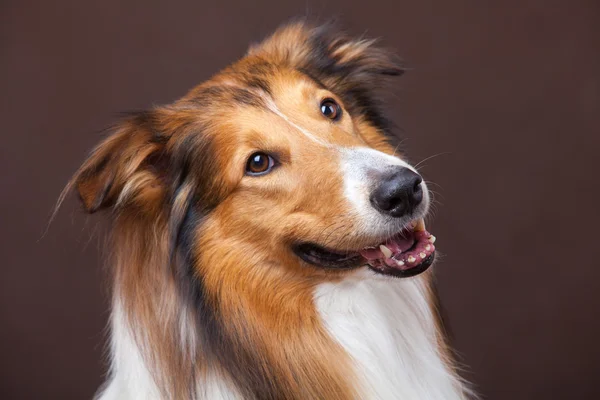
[72,111,169,214]
[250,21,404,82]
[310,24,405,80]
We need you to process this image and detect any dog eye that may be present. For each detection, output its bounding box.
[246,152,275,176]
[320,98,342,121]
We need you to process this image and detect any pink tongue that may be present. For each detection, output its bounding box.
[359,230,436,271]
[359,232,415,261]
[384,234,415,253]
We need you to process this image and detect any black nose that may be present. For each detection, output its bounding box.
[370,167,423,218]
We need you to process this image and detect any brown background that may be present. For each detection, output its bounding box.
[1,0,599,399]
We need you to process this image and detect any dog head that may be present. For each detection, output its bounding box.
[64,21,446,399]
[71,22,435,285]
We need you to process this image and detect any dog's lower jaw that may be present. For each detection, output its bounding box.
[96,271,469,400]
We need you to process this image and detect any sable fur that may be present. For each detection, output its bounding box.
[64,21,469,400]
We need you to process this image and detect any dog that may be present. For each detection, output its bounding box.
[65,21,471,400]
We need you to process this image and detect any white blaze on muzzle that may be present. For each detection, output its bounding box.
[340,147,430,237]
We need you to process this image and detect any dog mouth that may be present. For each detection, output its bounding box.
[294,219,436,278]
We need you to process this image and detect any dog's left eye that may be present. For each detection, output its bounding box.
[320,98,342,121]
[246,152,276,176]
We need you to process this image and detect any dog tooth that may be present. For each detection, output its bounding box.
[414,219,426,232]
[379,245,393,258]
[429,235,436,243]
[420,252,427,259]
[395,260,405,267]
[425,245,431,251]
[407,255,416,263]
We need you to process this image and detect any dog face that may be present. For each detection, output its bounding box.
[65,22,450,399]
[72,22,435,283]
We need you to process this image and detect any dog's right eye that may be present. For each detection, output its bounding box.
[246,152,276,176]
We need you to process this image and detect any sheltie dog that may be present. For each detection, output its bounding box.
[65,21,471,400]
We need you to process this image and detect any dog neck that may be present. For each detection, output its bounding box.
[314,270,468,399]
[97,265,469,400]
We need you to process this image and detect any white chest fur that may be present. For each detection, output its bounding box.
[314,269,467,400]
[98,270,467,400]
[96,301,244,400]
